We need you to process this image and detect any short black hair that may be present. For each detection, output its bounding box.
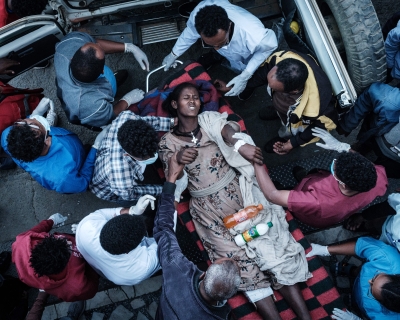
[117,119,158,159]
[29,234,71,277]
[70,46,105,83]
[100,214,146,255]
[275,58,309,92]
[162,82,204,118]
[381,274,400,313]
[7,125,44,162]
[195,5,230,37]
[335,152,377,192]
[11,0,47,17]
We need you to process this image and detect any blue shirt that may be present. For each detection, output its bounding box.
[354,237,400,320]
[1,126,96,194]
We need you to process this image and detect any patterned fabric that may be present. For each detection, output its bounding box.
[133,61,345,319]
[89,111,171,201]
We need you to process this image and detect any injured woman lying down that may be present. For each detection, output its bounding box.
[159,82,312,320]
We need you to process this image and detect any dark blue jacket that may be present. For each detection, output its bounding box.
[153,182,232,320]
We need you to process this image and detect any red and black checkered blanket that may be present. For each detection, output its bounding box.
[129,61,345,319]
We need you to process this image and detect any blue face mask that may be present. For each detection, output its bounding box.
[136,153,158,166]
[330,160,335,176]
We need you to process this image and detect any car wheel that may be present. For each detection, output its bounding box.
[322,0,386,93]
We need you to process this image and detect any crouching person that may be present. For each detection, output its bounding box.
[74,195,160,285]
[153,151,241,319]
[12,214,99,305]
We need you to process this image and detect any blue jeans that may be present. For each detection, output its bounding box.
[339,83,400,142]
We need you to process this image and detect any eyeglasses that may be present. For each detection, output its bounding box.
[330,159,345,186]
[14,120,48,141]
[201,23,231,49]
[367,270,382,299]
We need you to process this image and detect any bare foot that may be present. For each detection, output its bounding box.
[344,213,365,231]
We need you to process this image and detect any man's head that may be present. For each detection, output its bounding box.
[267,58,309,93]
[7,118,49,162]
[370,273,400,313]
[29,234,71,277]
[201,258,241,302]
[70,43,105,83]
[195,5,231,50]
[10,0,48,17]
[117,119,158,160]
[100,214,146,255]
[334,152,377,192]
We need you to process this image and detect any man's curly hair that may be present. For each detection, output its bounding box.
[11,0,48,17]
[100,214,146,255]
[275,58,309,93]
[195,5,230,37]
[29,234,71,277]
[7,125,45,162]
[335,152,377,192]
[117,119,158,159]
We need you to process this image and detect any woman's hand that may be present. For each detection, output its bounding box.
[238,144,264,165]
[214,79,232,93]
[273,140,293,155]
[177,147,198,164]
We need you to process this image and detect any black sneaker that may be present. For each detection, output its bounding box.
[264,136,287,153]
[114,69,128,87]
[238,87,255,101]
[66,301,85,319]
[0,157,16,170]
[259,107,279,121]
[292,166,308,183]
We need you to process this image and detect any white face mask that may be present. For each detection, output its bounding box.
[30,115,51,134]
[136,152,158,166]
[266,84,272,96]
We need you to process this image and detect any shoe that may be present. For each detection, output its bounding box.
[45,109,58,127]
[238,87,255,101]
[264,136,287,153]
[33,60,50,70]
[292,166,308,183]
[66,300,85,319]
[259,107,279,121]
[0,157,16,170]
[114,69,128,87]
[197,51,223,70]
[329,261,356,278]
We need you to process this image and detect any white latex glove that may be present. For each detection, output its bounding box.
[173,210,177,232]
[129,195,156,215]
[124,43,149,71]
[312,127,350,152]
[31,97,50,116]
[162,52,178,71]
[305,243,330,258]
[71,224,78,234]
[48,213,68,228]
[174,170,188,202]
[93,124,111,149]
[120,88,145,106]
[225,70,252,96]
[232,132,255,146]
[332,308,362,320]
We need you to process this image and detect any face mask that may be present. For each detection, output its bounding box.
[136,153,158,166]
[30,115,51,134]
[266,84,272,96]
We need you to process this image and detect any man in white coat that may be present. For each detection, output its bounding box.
[162,0,277,97]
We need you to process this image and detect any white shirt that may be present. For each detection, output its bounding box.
[172,0,277,74]
[76,208,160,285]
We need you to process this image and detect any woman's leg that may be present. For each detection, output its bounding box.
[254,296,282,320]
[278,284,311,320]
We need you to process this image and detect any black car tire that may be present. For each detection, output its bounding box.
[323,0,386,93]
